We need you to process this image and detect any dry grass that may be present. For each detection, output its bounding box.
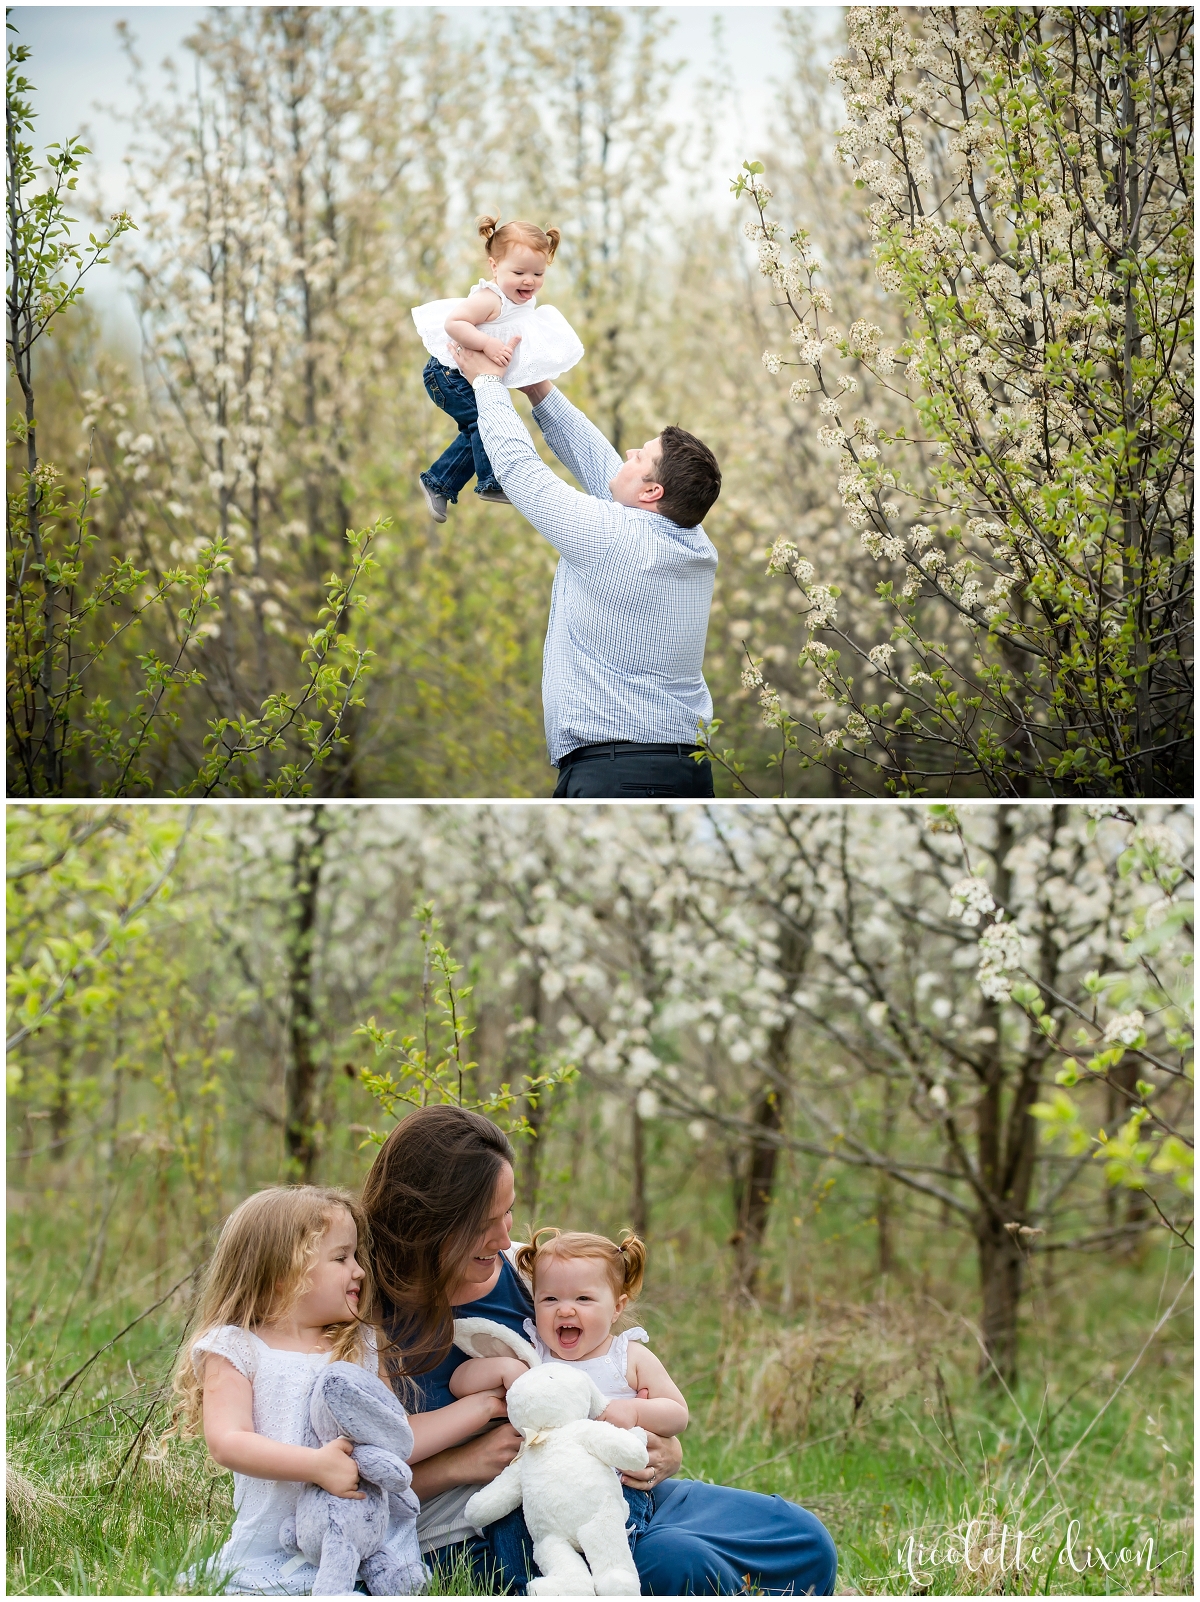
[5,1461,69,1548]
[703,1294,966,1448]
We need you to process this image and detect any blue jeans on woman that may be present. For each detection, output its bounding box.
[420,356,503,502]
[412,1258,837,1596]
[446,1481,836,1596]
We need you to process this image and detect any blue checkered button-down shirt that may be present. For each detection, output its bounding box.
[474,379,717,766]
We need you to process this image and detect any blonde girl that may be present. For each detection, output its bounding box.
[174,1187,388,1595]
[411,216,584,522]
[449,1228,688,1439]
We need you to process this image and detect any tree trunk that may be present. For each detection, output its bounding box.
[976,1212,1023,1384]
[876,1074,897,1279]
[972,806,1065,1385]
[630,1100,648,1237]
[516,974,545,1225]
[731,919,807,1299]
[284,806,332,1180]
[732,1076,784,1298]
[973,807,1019,1383]
[88,1047,125,1297]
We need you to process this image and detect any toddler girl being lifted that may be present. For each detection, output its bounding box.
[412,216,583,522]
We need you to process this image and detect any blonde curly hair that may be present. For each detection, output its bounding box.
[170,1186,375,1437]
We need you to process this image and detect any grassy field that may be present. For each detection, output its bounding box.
[7,1194,1192,1597]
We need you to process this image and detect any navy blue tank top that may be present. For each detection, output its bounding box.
[398,1253,535,1412]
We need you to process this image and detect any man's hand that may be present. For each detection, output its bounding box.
[452,338,518,384]
[518,380,553,406]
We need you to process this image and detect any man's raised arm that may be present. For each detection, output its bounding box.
[524,385,622,503]
[471,376,615,570]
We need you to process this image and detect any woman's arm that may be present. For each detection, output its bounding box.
[408,1391,512,1465]
[444,291,518,366]
[409,1422,525,1501]
[201,1354,364,1498]
[448,1355,530,1399]
[602,1347,689,1437]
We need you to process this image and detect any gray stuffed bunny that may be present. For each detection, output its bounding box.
[279,1361,425,1597]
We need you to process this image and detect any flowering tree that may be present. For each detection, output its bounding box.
[725,7,1193,798]
[9,802,1191,1389]
[6,32,137,793]
[7,21,384,799]
[457,804,1190,1381]
[502,7,681,454]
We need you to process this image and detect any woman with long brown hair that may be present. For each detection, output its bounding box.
[362,1105,837,1595]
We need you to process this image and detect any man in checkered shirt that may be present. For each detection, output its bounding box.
[451,341,722,799]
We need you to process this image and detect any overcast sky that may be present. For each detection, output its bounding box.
[11,4,841,328]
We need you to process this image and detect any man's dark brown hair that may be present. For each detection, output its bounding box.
[654,425,721,528]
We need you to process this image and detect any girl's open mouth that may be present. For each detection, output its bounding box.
[555,1323,583,1349]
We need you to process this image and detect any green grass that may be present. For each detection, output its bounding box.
[7,1243,1192,1595]
[8,1135,1192,1595]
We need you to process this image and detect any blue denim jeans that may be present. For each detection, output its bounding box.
[458,1486,650,1589]
[420,357,501,501]
[431,1481,836,1596]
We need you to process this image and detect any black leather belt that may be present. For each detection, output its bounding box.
[558,741,705,769]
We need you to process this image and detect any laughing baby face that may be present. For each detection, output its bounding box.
[532,1250,627,1363]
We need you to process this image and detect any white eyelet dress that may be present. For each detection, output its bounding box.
[520,1321,650,1401]
[411,278,584,389]
[187,1324,384,1596]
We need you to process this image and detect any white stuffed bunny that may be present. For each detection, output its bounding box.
[462,1358,648,1596]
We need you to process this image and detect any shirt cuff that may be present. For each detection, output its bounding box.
[531,387,570,428]
[472,373,506,392]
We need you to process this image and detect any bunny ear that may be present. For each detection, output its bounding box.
[453,1317,540,1368]
[587,1378,609,1420]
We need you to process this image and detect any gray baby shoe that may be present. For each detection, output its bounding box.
[420,480,448,523]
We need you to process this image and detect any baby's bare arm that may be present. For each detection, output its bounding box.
[445,290,508,356]
[448,1354,529,1398]
[601,1345,689,1436]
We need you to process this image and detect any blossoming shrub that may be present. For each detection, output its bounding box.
[730,6,1193,798]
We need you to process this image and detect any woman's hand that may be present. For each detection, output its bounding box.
[311,1437,366,1499]
[409,1390,509,1465]
[462,1391,512,1432]
[620,1413,682,1491]
[408,1421,524,1502]
[458,1421,524,1479]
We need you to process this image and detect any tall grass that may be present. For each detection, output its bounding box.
[7,1232,1191,1595]
[8,1086,1193,1595]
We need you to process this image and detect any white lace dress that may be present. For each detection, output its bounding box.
[411,278,584,388]
[188,1324,384,1596]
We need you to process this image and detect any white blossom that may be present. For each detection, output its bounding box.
[948,876,995,927]
[1103,1011,1145,1045]
[976,918,1026,1001]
